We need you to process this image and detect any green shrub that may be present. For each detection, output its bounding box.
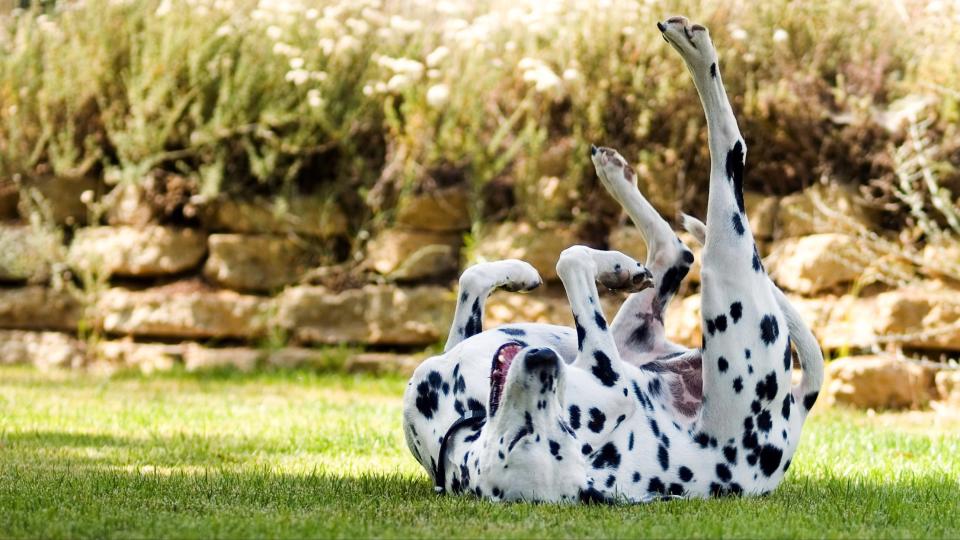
[0,0,956,230]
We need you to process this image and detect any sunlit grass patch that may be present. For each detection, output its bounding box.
[0,365,958,539]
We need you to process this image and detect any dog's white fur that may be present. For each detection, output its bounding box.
[402,17,824,503]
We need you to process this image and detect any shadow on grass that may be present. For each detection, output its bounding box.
[0,364,409,391]
[0,430,298,468]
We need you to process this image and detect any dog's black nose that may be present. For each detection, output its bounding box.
[590,144,598,156]
[656,21,666,32]
[525,348,559,369]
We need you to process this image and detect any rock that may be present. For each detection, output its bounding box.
[203,196,347,238]
[766,234,864,294]
[345,352,421,376]
[744,192,779,240]
[395,186,471,231]
[204,234,316,292]
[0,330,85,369]
[922,241,960,282]
[472,222,578,282]
[0,286,80,331]
[825,355,938,409]
[183,343,261,372]
[94,340,180,374]
[102,183,157,227]
[365,229,461,280]
[807,295,878,351]
[389,244,459,281]
[0,225,61,282]
[607,227,648,264]
[777,183,872,238]
[935,370,960,407]
[70,226,206,277]
[266,347,338,369]
[98,284,270,339]
[278,284,453,346]
[873,285,960,351]
[17,175,101,226]
[665,294,702,348]
[0,183,19,220]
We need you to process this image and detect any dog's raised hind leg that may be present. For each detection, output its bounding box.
[443,260,542,352]
[591,146,695,364]
[660,17,796,444]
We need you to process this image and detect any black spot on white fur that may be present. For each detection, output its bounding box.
[591,350,619,387]
[568,405,582,430]
[464,298,482,338]
[594,311,607,330]
[759,445,783,476]
[592,442,621,470]
[587,408,606,433]
[760,315,779,345]
[725,141,746,213]
[803,391,819,411]
[732,212,745,235]
[575,317,586,351]
[730,302,742,323]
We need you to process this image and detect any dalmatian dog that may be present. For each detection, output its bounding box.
[401,17,824,503]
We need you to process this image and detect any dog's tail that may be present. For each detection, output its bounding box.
[772,286,824,415]
[679,212,706,244]
[679,212,824,414]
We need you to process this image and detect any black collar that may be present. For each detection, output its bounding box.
[432,411,487,494]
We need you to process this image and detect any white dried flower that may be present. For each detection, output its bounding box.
[307,89,323,108]
[390,15,422,34]
[336,35,361,54]
[318,38,335,56]
[731,28,748,41]
[387,74,412,92]
[155,0,172,16]
[562,68,579,82]
[266,25,283,41]
[426,46,450,67]
[289,57,305,69]
[426,84,450,107]
[773,28,789,43]
[523,65,561,93]
[346,18,370,35]
[285,69,310,85]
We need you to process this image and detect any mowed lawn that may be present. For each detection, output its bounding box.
[0,366,958,539]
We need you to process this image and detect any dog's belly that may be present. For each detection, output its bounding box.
[402,323,577,478]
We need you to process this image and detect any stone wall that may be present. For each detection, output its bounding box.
[1,180,959,409]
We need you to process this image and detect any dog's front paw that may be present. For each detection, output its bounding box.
[594,251,654,293]
[657,16,717,71]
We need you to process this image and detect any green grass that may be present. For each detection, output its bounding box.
[0,365,958,539]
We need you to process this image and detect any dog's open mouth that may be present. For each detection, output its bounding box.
[489,342,522,417]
